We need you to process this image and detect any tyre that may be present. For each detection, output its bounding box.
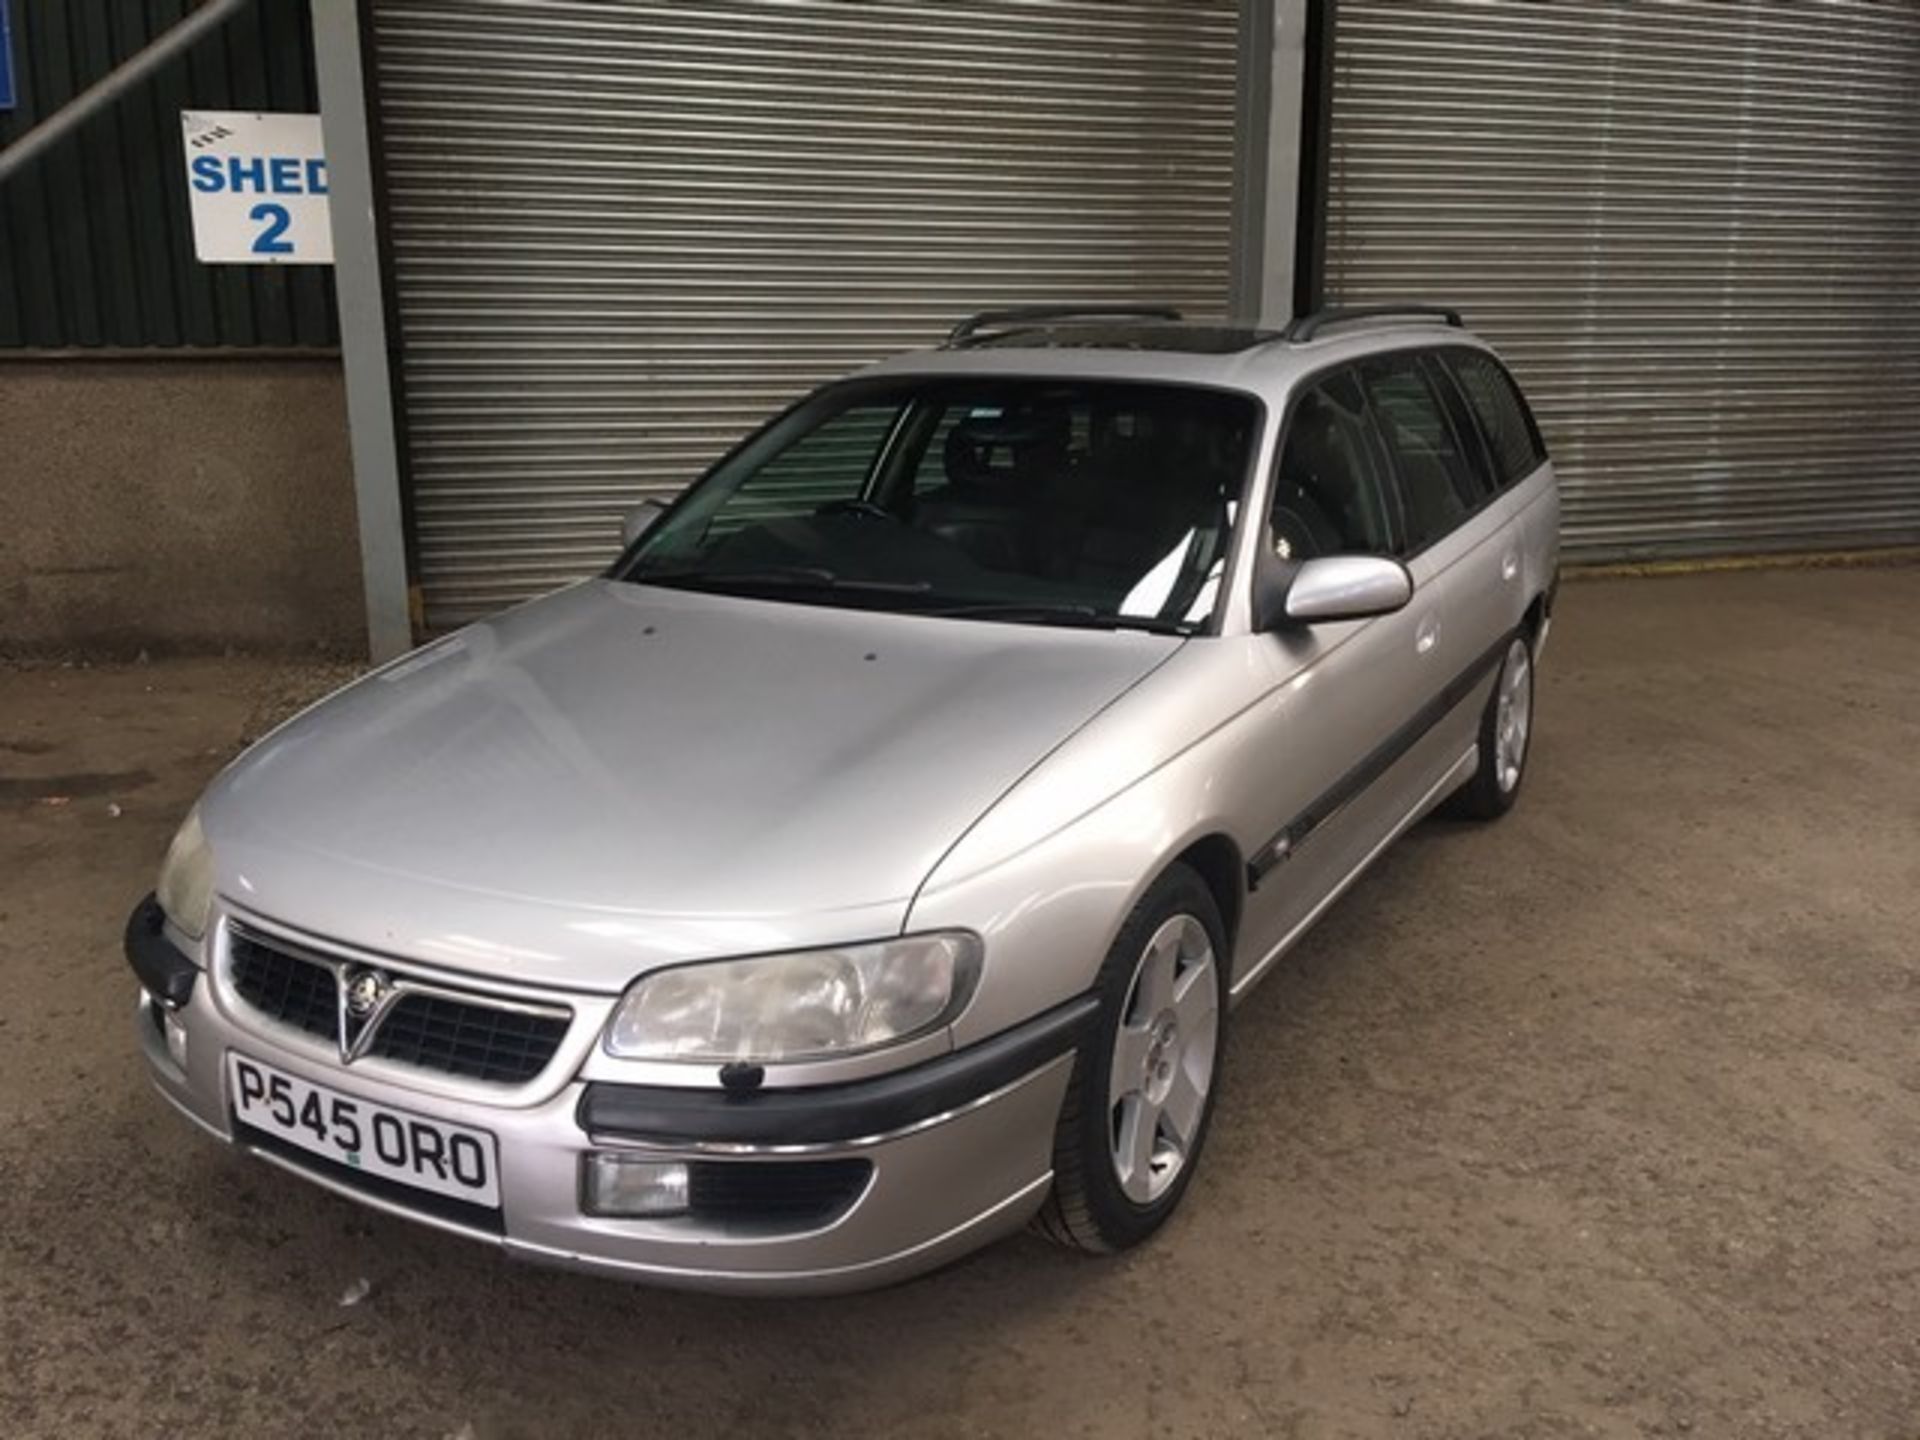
[1036,863,1227,1253]
[1448,631,1535,821]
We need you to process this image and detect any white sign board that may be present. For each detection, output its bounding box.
[181,110,333,265]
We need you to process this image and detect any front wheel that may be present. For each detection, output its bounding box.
[1035,864,1226,1253]
[1449,632,1535,820]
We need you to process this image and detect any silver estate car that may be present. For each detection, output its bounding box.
[126,304,1558,1293]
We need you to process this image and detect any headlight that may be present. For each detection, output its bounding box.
[604,932,982,1064]
[155,807,214,940]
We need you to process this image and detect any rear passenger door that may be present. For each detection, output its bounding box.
[1440,346,1558,613]
[1358,348,1520,764]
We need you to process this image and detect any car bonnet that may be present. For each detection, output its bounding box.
[198,578,1181,990]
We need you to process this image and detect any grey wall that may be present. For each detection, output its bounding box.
[0,358,364,655]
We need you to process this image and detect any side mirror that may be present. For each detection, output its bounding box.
[621,499,667,548]
[1282,555,1413,624]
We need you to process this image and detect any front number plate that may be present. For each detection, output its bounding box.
[227,1052,501,1208]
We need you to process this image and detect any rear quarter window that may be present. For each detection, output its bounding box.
[1445,351,1548,489]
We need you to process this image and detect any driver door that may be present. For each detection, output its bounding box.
[1234,368,1448,987]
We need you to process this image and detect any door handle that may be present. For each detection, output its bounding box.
[1415,614,1440,655]
[1501,550,1520,582]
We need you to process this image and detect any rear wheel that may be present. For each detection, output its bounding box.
[1036,864,1226,1253]
[1449,632,1535,820]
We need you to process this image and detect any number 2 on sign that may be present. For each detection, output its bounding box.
[249,201,294,255]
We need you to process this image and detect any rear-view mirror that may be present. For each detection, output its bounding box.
[1281,555,1413,624]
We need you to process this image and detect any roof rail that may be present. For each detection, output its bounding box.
[1284,304,1464,343]
[946,304,1184,347]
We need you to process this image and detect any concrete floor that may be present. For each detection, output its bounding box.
[2,567,1916,1439]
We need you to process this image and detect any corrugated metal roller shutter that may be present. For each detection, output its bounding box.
[367,0,1239,627]
[1322,0,1920,560]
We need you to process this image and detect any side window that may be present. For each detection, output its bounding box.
[1360,353,1485,553]
[1422,355,1501,501]
[1269,372,1392,561]
[1446,350,1548,489]
[703,403,899,538]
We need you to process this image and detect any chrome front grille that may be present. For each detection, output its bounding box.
[355,988,572,1085]
[229,935,337,1041]
[226,929,572,1086]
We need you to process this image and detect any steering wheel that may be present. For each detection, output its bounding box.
[815,498,897,522]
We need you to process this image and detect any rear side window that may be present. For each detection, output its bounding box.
[1360,353,1485,553]
[1446,350,1548,488]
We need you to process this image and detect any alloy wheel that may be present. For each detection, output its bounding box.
[1108,913,1220,1205]
[1494,636,1533,793]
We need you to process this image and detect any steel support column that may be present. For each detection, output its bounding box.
[1231,0,1308,327]
[311,0,413,662]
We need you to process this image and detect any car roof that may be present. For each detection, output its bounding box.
[959,321,1285,355]
[855,315,1498,403]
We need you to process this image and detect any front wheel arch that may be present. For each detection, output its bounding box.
[1168,833,1244,973]
[1035,860,1229,1252]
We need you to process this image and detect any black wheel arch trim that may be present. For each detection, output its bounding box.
[578,991,1101,1147]
[125,892,199,1007]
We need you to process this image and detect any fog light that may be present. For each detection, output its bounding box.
[163,1007,189,1070]
[149,994,190,1070]
[583,1153,690,1217]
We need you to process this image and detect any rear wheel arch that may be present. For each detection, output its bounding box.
[1524,566,1559,643]
[1524,590,1549,640]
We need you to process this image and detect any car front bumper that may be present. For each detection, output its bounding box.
[127,896,1083,1294]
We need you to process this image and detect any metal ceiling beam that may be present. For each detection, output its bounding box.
[0,0,249,186]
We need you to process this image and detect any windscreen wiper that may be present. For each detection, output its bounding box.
[927,602,1190,635]
[637,565,933,596]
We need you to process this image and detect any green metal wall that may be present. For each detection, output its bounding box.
[0,0,338,348]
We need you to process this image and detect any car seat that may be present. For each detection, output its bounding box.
[913,407,1068,573]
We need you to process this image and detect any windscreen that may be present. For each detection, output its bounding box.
[621,378,1261,633]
